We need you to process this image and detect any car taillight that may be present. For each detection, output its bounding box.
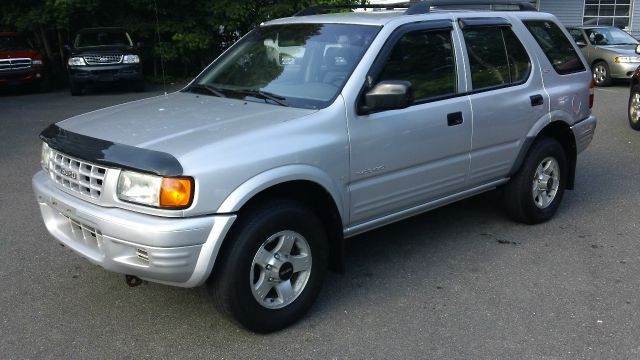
[589,79,595,109]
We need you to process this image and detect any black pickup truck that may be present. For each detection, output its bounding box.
[66,27,143,95]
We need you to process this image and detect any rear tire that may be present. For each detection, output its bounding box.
[503,137,567,224]
[208,199,328,333]
[629,85,640,130]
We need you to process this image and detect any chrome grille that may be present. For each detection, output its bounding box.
[0,58,32,71]
[83,55,123,65]
[47,149,107,200]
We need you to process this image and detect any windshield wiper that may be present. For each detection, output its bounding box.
[236,89,289,107]
[190,83,226,98]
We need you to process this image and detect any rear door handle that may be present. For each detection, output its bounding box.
[447,111,463,126]
[530,94,544,107]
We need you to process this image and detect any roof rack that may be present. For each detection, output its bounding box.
[293,3,411,17]
[405,0,536,14]
[293,1,536,17]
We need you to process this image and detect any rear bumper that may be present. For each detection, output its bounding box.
[33,170,236,287]
[69,64,142,84]
[571,115,597,154]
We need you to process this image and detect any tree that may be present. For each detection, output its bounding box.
[0,0,365,80]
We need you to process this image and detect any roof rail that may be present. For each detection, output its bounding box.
[293,3,411,17]
[293,1,536,17]
[405,1,537,14]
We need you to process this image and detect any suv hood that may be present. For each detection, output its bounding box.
[0,49,39,59]
[71,45,135,55]
[57,91,317,157]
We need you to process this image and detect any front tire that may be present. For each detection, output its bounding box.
[208,200,328,333]
[503,137,567,224]
[592,61,612,87]
[629,85,640,130]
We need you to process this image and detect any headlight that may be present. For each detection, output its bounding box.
[123,55,140,64]
[32,59,44,66]
[117,171,193,208]
[68,57,87,66]
[41,142,53,170]
[615,56,640,63]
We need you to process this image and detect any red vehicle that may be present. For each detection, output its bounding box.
[0,32,50,91]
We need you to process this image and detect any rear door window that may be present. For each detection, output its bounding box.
[524,20,586,75]
[462,26,531,91]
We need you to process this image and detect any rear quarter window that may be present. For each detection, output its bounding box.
[524,20,586,75]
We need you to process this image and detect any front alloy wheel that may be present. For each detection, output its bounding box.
[250,230,312,309]
[593,62,612,86]
[208,200,328,333]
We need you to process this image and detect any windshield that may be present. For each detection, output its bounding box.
[75,30,133,48]
[585,27,638,46]
[0,35,33,51]
[192,23,380,109]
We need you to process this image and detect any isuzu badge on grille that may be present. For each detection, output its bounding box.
[60,168,77,180]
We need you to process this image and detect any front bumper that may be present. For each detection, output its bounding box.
[33,171,236,287]
[69,64,142,84]
[0,67,47,86]
[609,62,639,79]
[571,115,597,154]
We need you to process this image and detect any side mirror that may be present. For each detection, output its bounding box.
[63,44,71,52]
[137,41,144,49]
[576,41,586,47]
[361,80,413,114]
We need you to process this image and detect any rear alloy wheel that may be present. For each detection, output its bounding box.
[628,85,640,130]
[503,137,567,224]
[532,157,561,209]
[209,200,328,333]
[592,61,612,87]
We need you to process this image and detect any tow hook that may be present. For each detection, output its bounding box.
[125,274,143,287]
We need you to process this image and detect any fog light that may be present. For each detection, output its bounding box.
[136,248,149,262]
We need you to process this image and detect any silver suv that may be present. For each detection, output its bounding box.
[33,1,597,332]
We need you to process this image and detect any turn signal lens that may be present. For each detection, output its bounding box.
[160,177,193,208]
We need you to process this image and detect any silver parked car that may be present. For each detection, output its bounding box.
[33,1,597,332]
[568,25,640,86]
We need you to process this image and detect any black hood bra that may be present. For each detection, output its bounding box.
[40,124,183,176]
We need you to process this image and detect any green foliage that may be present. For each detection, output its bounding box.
[0,0,366,79]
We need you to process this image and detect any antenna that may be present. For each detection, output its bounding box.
[153,0,167,95]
